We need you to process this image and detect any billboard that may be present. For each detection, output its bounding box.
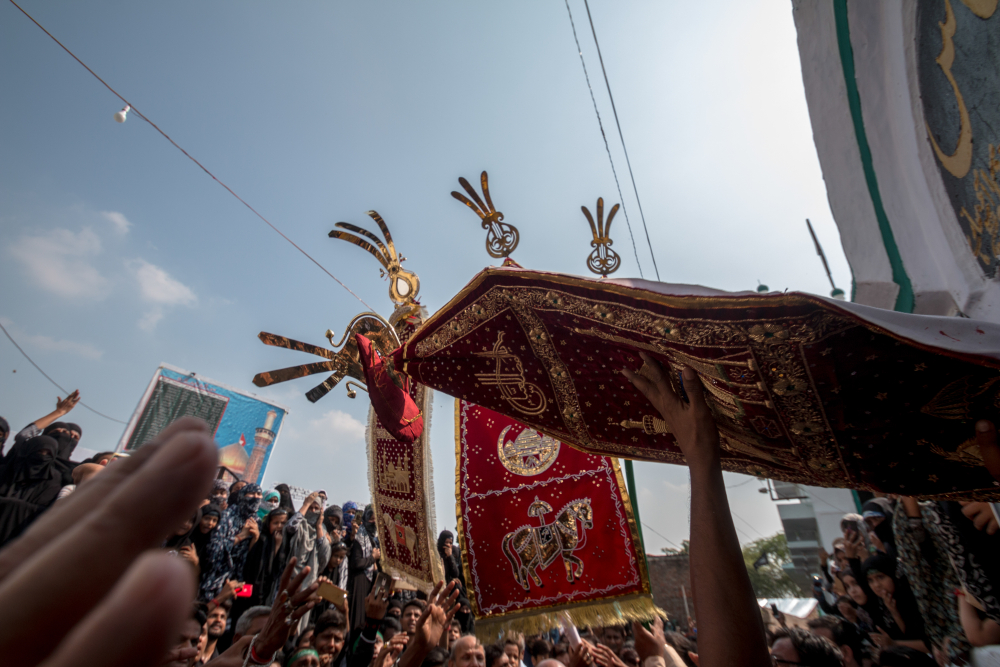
[118,364,288,485]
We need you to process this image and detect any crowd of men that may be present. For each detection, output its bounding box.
[1,353,1000,666]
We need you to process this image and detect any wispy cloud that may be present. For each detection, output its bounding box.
[131,259,197,306]
[262,408,370,496]
[128,259,197,330]
[100,210,132,234]
[9,228,110,300]
[0,317,103,360]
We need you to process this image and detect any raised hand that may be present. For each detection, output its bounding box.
[622,354,719,469]
[842,529,864,559]
[177,544,199,568]
[56,390,81,415]
[252,557,320,661]
[960,502,1000,535]
[364,577,393,620]
[299,492,320,515]
[568,641,595,667]
[591,643,627,667]
[373,633,409,667]
[870,626,894,649]
[399,581,460,667]
[0,417,218,666]
[633,618,666,663]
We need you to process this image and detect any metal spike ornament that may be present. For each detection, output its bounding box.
[251,312,399,403]
[582,197,621,277]
[251,211,415,403]
[329,211,420,307]
[451,171,519,258]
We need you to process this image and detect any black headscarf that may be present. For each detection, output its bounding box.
[862,552,925,642]
[437,529,465,593]
[42,422,82,459]
[243,508,290,605]
[274,483,295,513]
[193,503,221,565]
[227,481,248,509]
[165,506,204,550]
[324,505,343,535]
[0,436,64,547]
[863,498,897,558]
[0,417,9,447]
[199,483,261,600]
[362,504,377,539]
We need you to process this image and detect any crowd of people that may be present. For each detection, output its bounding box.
[1,351,1000,666]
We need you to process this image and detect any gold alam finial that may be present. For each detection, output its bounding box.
[252,312,400,403]
[329,211,420,307]
[451,171,520,259]
[582,197,621,277]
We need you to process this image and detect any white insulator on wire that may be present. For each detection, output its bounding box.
[114,104,130,123]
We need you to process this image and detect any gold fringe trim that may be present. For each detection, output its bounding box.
[382,563,435,594]
[472,594,665,643]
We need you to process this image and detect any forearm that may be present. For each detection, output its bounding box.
[688,458,769,667]
[958,597,1000,646]
[33,407,69,432]
[397,638,433,667]
[347,619,381,667]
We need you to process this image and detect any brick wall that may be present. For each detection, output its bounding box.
[646,553,694,624]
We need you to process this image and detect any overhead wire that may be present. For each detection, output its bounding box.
[641,521,683,551]
[9,0,375,313]
[580,0,661,280]
[0,320,127,424]
[563,0,645,279]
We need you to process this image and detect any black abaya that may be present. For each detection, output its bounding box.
[0,436,64,547]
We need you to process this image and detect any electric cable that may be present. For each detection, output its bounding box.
[564,0,645,279]
[9,0,375,313]
[0,320,127,424]
[641,521,683,551]
[581,0,661,280]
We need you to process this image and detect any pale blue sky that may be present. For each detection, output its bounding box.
[1,1,849,551]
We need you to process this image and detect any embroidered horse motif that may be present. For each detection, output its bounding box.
[500,498,593,590]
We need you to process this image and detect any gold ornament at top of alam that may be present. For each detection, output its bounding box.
[329,210,421,307]
[253,211,422,403]
[451,171,520,259]
[581,197,621,277]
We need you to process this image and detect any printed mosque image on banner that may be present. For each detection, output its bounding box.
[117,363,288,485]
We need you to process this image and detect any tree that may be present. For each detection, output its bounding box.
[662,539,690,556]
[741,532,806,598]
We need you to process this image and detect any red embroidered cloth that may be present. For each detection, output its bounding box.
[456,400,657,637]
[397,267,1000,499]
[368,306,443,590]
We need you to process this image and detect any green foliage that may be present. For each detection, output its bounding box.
[661,539,690,555]
[741,532,806,598]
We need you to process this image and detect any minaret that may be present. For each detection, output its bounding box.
[244,410,277,482]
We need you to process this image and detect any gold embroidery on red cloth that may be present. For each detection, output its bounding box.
[415,284,865,486]
[618,415,670,435]
[502,498,593,591]
[497,425,561,476]
[473,332,548,415]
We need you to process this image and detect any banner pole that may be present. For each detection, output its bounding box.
[624,459,646,555]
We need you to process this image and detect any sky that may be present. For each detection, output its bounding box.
[0,0,851,553]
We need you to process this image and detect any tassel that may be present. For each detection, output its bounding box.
[471,594,665,643]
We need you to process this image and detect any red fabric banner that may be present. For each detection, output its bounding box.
[456,399,658,637]
[368,305,443,590]
[398,267,1000,500]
